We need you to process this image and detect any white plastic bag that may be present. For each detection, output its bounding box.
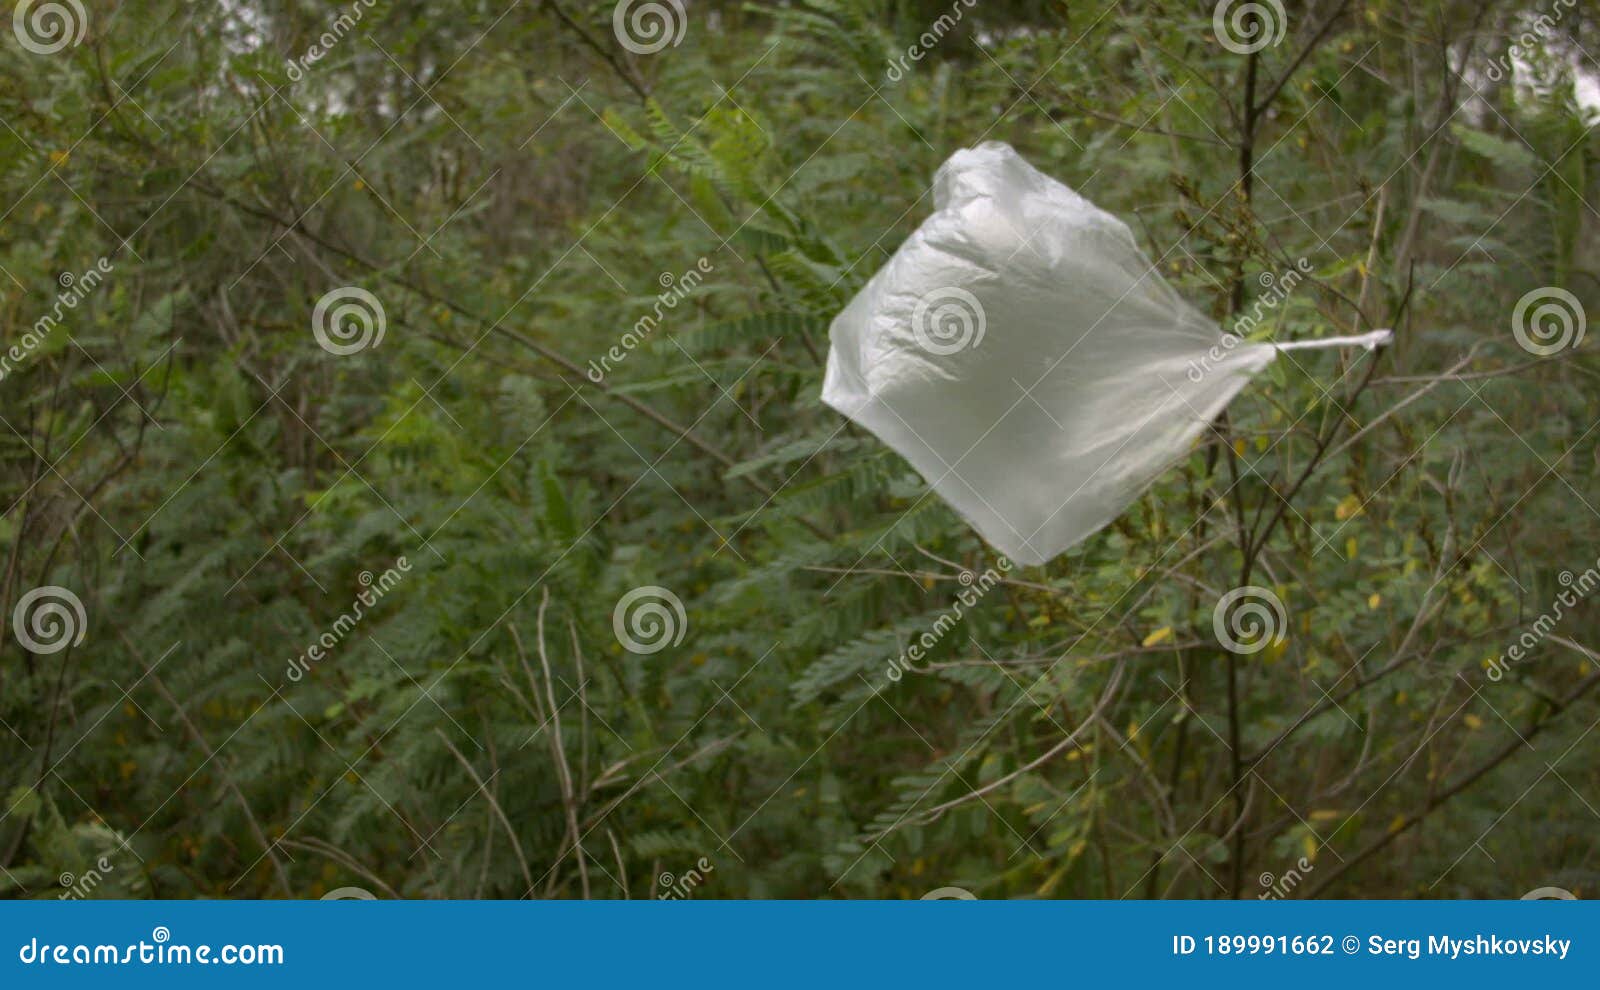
[821,142,1387,566]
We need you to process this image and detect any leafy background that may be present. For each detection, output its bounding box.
[1,0,1598,899]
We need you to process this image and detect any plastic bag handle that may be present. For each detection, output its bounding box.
[1272,328,1393,353]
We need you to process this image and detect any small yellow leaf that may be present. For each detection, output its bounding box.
[1142,626,1174,648]
[49,150,69,166]
[1388,815,1408,834]
[1346,536,1358,559]
[1368,593,1381,609]
[353,178,366,191]
[1335,494,1363,521]
[1232,437,1246,456]
[1464,714,1484,730]
[1309,809,1341,822]
[1301,833,1317,861]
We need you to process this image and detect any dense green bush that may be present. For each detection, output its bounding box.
[1,0,1596,899]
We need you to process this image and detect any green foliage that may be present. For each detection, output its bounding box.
[1,0,1597,901]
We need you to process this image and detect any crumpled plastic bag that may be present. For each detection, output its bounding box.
[821,141,1388,566]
